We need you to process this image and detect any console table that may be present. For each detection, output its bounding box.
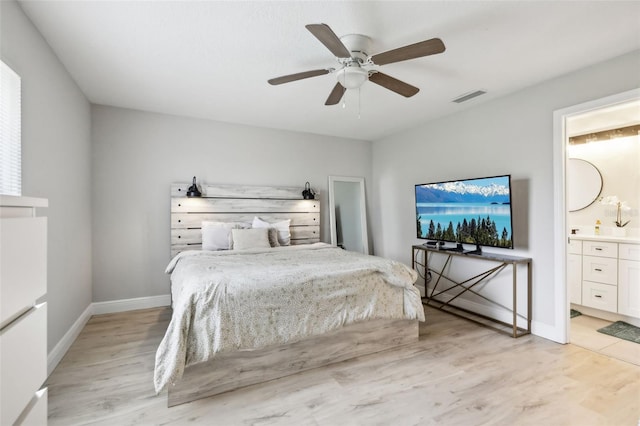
[412,245,532,338]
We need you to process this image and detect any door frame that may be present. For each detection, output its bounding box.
[552,88,640,343]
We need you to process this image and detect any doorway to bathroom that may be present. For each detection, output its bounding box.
[553,88,639,364]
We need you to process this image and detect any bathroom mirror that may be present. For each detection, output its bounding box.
[567,158,603,212]
[328,176,369,254]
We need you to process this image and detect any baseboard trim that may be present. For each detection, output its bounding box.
[47,294,171,376]
[531,319,564,343]
[47,303,93,376]
[92,294,171,315]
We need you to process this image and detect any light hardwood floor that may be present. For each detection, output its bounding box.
[47,306,640,425]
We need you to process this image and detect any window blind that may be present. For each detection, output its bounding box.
[0,61,21,196]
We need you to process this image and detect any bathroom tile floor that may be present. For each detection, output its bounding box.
[571,314,639,366]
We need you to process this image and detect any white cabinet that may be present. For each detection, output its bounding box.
[0,195,48,426]
[568,239,582,305]
[619,243,640,261]
[571,237,640,319]
[618,244,640,318]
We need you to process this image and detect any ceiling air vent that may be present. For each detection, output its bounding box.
[452,90,487,104]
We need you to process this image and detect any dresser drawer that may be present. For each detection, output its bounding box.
[582,281,617,312]
[0,217,47,327]
[0,303,47,426]
[582,255,617,285]
[568,239,582,255]
[14,388,47,426]
[619,244,640,261]
[582,240,617,258]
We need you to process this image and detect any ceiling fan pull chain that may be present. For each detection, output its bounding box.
[358,87,361,119]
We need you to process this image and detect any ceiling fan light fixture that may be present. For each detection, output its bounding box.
[269,24,447,106]
[335,66,368,89]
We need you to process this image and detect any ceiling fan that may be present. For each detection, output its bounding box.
[268,23,446,106]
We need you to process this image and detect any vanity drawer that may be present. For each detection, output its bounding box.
[582,240,617,258]
[582,281,617,312]
[619,244,640,261]
[582,255,617,285]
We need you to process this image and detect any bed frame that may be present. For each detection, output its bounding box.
[167,182,419,407]
[168,318,418,406]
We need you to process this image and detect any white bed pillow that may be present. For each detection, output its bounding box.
[201,221,250,250]
[231,228,271,250]
[252,217,291,246]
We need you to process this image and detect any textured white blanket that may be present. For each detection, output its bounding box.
[154,243,423,393]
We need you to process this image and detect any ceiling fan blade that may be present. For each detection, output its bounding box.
[369,72,419,97]
[268,69,330,85]
[371,38,445,66]
[325,83,346,105]
[306,23,351,59]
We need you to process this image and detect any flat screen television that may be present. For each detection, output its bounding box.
[415,175,514,250]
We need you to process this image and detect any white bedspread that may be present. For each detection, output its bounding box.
[154,243,424,393]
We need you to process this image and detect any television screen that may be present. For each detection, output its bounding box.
[415,175,514,249]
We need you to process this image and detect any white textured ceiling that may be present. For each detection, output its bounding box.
[17,1,640,141]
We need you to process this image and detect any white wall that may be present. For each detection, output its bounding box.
[1,0,93,353]
[91,105,371,302]
[370,50,640,341]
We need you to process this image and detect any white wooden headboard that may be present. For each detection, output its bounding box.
[170,183,320,256]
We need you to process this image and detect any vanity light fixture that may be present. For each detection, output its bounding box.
[186,176,202,197]
[568,124,640,145]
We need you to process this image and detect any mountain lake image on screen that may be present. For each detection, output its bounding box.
[415,175,514,249]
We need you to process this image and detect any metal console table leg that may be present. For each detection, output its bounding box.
[412,245,532,338]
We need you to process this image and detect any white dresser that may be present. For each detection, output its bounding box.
[569,235,640,320]
[0,195,48,426]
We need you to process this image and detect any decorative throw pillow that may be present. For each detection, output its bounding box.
[252,217,291,246]
[201,221,250,250]
[267,228,280,247]
[231,228,271,250]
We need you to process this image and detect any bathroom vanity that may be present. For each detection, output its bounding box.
[569,234,640,321]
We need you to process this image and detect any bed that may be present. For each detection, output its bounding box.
[156,183,424,407]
